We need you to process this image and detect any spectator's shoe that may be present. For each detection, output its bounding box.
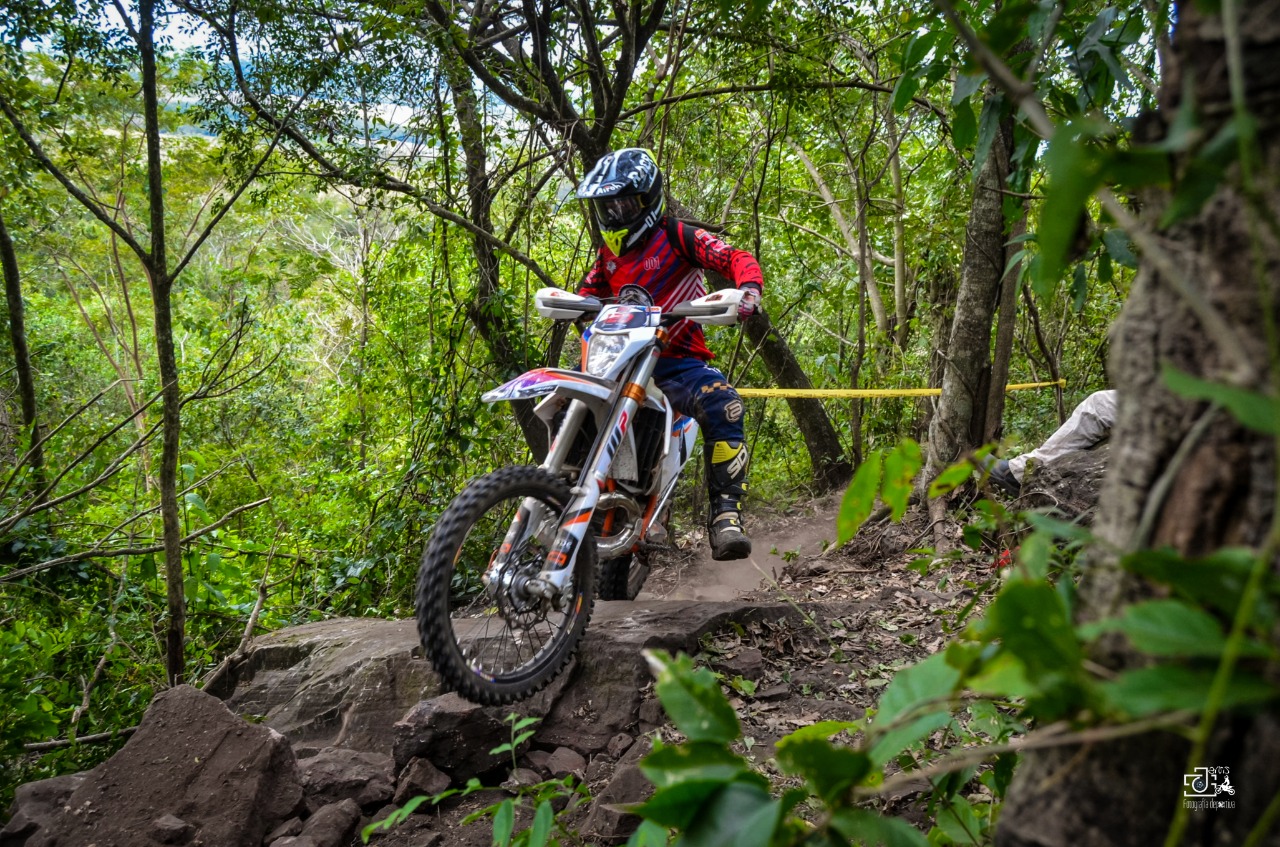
[978,455,1022,496]
[709,512,752,561]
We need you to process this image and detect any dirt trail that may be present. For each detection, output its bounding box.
[639,493,845,601]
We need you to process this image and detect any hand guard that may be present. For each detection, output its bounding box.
[737,287,761,322]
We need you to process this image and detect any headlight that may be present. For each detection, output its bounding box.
[585,333,628,377]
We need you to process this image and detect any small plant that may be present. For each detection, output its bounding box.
[492,712,540,769]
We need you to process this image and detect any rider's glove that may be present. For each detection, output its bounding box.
[737,285,761,323]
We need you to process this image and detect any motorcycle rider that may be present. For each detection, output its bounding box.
[575,148,763,561]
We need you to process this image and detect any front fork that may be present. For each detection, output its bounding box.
[525,348,662,600]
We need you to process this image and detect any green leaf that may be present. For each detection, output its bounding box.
[972,95,1003,179]
[935,795,983,845]
[882,440,921,520]
[892,75,921,114]
[952,101,977,149]
[626,820,671,847]
[952,71,986,105]
[635,781,725,829]
[1115,600,1230,657]
[986,582,1081,680]
[648,651,740,744]
[781,720,861,742]
[1023,512,1094,543]
[1160,113,1250,226]
[679,783,779,847]
[774,736,871,803]
[929,459,974,497]
[527,801,553,847]
[1123,547,1277,627]
[1104,150,1169,190]
[876,652,961,725]
[1102,666,1278,717]
[640,742,751,789]
[965,652,1036,699]
[1036,121,1106,294]
[1162,364,1279,435]
[492,798,514,847]
[837,452,882,544]
[869,710,951,766]
[905,31,941,70]
[830,808,929,847]
[1011,531,1052,582]
[1071,263,1088,312]
[1100,228,1138,268]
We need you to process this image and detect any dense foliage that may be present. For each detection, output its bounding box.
[2,0,1211,826]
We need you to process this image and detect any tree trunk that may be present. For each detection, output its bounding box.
[0,208,45,495]
[997,1,1280,843]
[925,96,1013,480]
[441,53,547,458]
[885,107,911,348]
[139,0,185,686]
[984,211,1026,442]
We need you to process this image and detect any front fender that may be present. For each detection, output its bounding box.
[481,368,617,404]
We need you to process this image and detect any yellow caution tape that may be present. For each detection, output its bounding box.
[736,379,1066,399]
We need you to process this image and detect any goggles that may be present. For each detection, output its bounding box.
[595,195,644,228]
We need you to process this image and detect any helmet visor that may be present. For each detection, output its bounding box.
[594,195,644,228]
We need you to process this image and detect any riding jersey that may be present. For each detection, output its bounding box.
[577,218,764,360]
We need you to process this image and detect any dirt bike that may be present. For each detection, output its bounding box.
[415,284,747,705]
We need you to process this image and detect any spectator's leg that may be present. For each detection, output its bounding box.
[1008,390,1117,481]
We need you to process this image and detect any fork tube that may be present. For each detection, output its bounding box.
[538,348,663,589]
[541,399,588,473]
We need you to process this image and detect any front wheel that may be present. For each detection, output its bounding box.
[416,466,596,705]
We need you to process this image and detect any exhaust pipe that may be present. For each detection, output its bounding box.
[594,492,644,558]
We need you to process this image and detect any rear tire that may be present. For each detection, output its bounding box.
[416,466,596,705]
[598,549,650,601]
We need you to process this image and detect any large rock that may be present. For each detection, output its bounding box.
[392,693,511,779]
[535,601,807,753]
[0,774,84,846]
[1020,443,1110,524]
[208,617,440,753]
[297,799,361,847]
[7,685,303,847]
[297,748,394,811]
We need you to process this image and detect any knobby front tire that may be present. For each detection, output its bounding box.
[416,466,596,705]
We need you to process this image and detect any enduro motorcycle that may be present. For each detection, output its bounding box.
[415,284,747,705]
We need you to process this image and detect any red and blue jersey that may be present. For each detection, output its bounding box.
[577,218,764,360]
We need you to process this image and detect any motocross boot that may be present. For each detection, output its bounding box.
[706,440,751,561]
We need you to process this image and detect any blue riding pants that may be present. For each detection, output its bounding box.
[652,357,745,443]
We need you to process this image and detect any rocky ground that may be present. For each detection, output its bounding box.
[2,491,1019,847]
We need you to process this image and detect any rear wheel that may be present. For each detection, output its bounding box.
[416,466,596,705]
[599,549,650,601]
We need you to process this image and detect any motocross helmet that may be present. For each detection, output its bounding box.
[576,148,665,255]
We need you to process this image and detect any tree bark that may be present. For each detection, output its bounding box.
[139,0,185,686]
[885,107,911,347]
[441,52,547,458]
[984,211,1026,443]
[997,1,1280,843]
[925,95,1013,480]
[0,208,45,495]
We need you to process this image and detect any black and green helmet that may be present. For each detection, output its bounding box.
[576,148,665,255]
